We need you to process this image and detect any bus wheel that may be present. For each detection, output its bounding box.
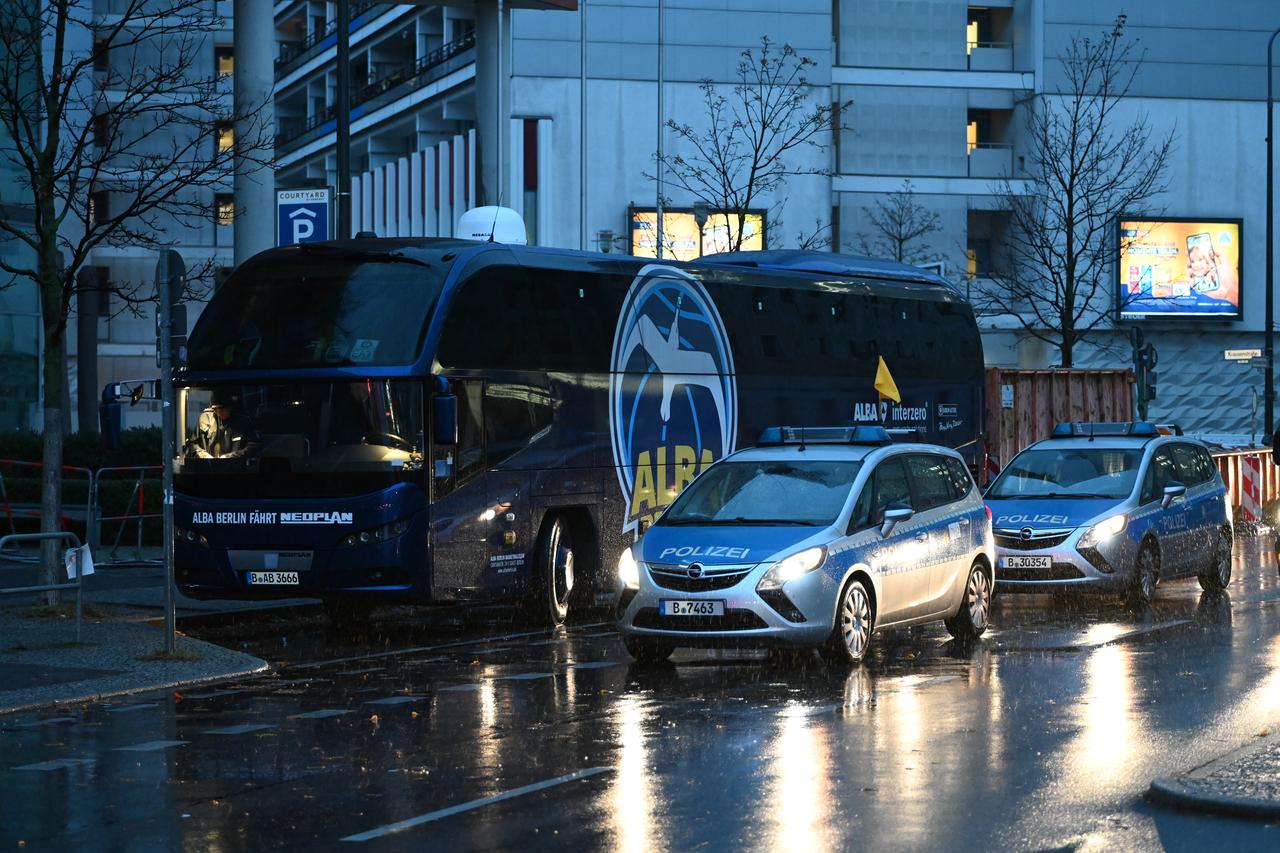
[530,516,574,626]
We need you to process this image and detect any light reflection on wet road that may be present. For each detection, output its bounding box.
[3,542,1280,851]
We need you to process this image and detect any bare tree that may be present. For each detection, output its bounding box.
[652,36,850,252]
[0,0,272,597]
[854,180,942,263]
[976,16,1172,367]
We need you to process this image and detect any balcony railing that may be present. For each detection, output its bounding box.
[275,31,477,152]
[274,0,380,78]
[966,40,1014,71]
[967,142,1012,178]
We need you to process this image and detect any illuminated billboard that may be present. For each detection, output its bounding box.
[1117,217,1242,320]
[629,208,766,261]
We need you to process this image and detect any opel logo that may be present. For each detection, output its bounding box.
[1020,527,1034,541]
[686,563,704,579]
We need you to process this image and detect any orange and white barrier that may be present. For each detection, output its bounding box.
[1214,448,1280,526]
[1242,454,1262,521]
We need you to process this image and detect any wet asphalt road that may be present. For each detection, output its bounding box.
[4,543,1280,851]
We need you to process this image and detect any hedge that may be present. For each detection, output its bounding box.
[0,427,160,470]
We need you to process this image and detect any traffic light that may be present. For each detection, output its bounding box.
[1145,369,1157,402]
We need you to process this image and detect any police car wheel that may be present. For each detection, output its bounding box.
[1198,527,1232,592]
[824,578,874,664]
[1128,544,1159,607]
[945,561,991,640]
[624,637,674,664]
[529,516,573,626]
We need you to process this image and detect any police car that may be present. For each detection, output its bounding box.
[985,422,1232,604]
[615,426,996,664]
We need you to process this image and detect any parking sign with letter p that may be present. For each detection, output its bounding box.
[276,188,331,246]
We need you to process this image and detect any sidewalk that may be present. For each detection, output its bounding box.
[0,549,311,715]
[1149,730,1280,818]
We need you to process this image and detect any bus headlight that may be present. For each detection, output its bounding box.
[340,518,411,548]
[617,548,640,590]
[1078,514,1127,548]
[757,546,826,591]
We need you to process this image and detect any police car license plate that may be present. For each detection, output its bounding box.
[247,571,299,585]
[1001,556,1051,570]
[660,599,724,617]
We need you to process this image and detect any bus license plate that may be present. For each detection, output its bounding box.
[1001,556,1051,570]
[247,571,300,585]
[660,599,724,617]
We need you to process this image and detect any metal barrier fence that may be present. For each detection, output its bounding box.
[0,531,84,642]
[90,465,163,566]
[0,460,93,560]
[1214,448,1279,524]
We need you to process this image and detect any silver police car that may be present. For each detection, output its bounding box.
[615,426,996,664]
[986,422,1232,604]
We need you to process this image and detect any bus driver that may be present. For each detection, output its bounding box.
[190,388,259,459]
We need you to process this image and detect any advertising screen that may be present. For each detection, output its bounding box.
[629,208,765,261]
[1116,218,1242,320]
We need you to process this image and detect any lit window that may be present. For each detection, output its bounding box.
[215,122,234,153]
[215,45,234,77]
[215,193,235,225]
[966,21,978,54]
[967,121,978,154]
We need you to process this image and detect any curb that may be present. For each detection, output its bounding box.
[1147,731,1280,820]
[1147,776,1280,820]
[0,658,271,717]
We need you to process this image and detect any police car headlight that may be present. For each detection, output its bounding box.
[617,548,641,590]
[757,546,826,591]
[1079,514,1127,548]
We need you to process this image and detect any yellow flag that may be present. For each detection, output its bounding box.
[874,356,901,403]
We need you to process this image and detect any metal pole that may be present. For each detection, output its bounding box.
[655,0,664,259]
[1268,29,1279,440]
[336,0,352,238]
[497,0,505,206]
[157,252,176,654]
[579,1,587,251]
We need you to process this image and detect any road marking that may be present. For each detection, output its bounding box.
[438,684,483,692]
[333,667,386,676]
[289,709,354,720]
[114,740,188,752]
[340,767,612,842]
[365,696,425,705]
[503,672,553,681]
[288,622,612,671]
[14,758,95,771]
[106,703,157,714]
[202,724,276,736]
[571,662,622,670]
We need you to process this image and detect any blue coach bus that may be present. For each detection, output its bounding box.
[173,238,984,624]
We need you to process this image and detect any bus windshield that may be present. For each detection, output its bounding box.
[177,381,424,474]
[659,460,862,526]
[186,255,448,370]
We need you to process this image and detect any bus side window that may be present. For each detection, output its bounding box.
[454,380,485,484]
[485,381,553,468]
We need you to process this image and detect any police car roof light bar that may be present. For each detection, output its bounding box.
[757,425,892,446]
[1050,421,1159,438]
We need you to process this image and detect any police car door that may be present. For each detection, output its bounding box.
[860,456,933,624]
[1141,446,1191,577]
[1170,443,1214,571]
[903,454,969,617]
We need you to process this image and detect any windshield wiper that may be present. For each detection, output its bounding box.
[1037,492,1115,499]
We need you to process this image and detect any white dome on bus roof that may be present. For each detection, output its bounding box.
[457,206,528,245]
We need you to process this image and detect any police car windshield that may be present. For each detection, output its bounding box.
[987,448,1143,500]
[659,460,861,526]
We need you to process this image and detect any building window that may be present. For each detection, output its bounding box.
[93,114,111,148]
[215,45,234,77]
[215,193,235,225]
[93,38,110,73]
[89,190,110,228]
[523,118,539,243]
[215,121,234,153]
[966,8,991,54]
[967,109,990,154]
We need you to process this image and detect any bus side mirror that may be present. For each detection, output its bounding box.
[99,384,122,450]
[433,394,458,446]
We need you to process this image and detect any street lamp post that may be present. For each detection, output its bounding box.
[693,201,708,259]
[336,0,351,238]
[1267,28,1280,440]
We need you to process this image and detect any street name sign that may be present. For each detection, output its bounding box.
[1225,348,1262,361]
[276,188,331,246]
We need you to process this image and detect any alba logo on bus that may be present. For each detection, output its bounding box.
[609,266,737,537]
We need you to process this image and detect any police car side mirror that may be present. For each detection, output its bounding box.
[880,503,914,537]
[432,393,458,446]
[1161,481,1187,510]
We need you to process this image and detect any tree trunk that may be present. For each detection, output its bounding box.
[39,268,67,605]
